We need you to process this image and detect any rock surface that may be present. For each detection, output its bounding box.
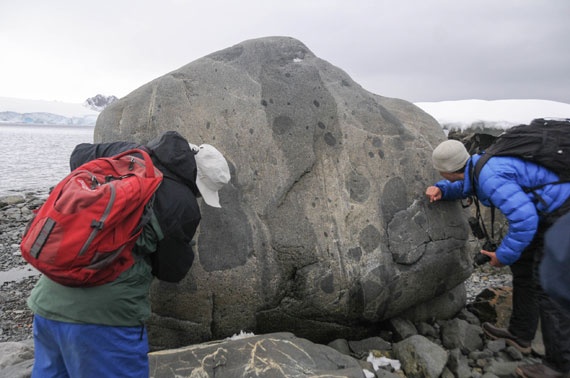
[149,332,364,378]
[95,36,473,348]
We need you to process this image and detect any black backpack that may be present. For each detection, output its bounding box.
[473,118,570,184]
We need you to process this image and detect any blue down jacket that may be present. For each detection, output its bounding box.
[435,153,570,265]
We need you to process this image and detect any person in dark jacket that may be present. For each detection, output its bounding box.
[542,211,570,312]
[425,139,570,378]
[27,131,231,378]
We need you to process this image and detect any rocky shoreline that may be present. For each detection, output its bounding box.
[0,192,544,377]
[0,192,45,344]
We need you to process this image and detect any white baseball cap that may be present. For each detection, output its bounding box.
[190,143,231,207]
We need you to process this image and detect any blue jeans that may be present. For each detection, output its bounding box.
[32,314,149,378]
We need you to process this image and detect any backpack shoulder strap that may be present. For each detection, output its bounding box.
[473,152,493,184]
[472,195,494,241]
[470,154,497,240]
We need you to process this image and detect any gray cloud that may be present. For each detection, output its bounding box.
[1,0,568,103]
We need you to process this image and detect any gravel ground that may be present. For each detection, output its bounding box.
[0,276,37,342]
[0,192,513,344]
[0,192,44,342]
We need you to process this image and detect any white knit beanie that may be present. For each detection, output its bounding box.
[432,140,470,173]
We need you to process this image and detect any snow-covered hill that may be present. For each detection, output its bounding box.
[0,96,115,126]
[0,96,568,129]
[415,99,570,133]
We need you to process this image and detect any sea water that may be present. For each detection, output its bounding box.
[0,124,94,283]
[0,124,94,196]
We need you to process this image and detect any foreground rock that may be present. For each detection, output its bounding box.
[95,36,472,349]
[149,332,364,378]
[0,340,34,378]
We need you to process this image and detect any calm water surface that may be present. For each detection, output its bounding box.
[0,124,94,196]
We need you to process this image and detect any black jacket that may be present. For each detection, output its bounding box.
[70,131,201,282]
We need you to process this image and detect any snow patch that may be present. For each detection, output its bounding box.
[226,330,255,340]
[415,99,570,132]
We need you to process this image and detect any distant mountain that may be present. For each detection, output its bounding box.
[84,94,118,112]
[0,95,117,126]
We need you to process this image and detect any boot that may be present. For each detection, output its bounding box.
[482,322,531,354]
[515,363,565,378]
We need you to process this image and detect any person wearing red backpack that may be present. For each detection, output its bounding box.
[425,139,570,378]
[27,131,231,378]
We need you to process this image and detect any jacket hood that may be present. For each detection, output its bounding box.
[146,131,199,195]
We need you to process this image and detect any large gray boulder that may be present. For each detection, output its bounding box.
[94,36,472,349]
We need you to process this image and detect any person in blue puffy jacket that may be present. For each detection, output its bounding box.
[425,139,570,378]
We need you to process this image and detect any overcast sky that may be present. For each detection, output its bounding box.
[1,0,569,104]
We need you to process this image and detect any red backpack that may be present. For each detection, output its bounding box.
[21,148,163,287]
